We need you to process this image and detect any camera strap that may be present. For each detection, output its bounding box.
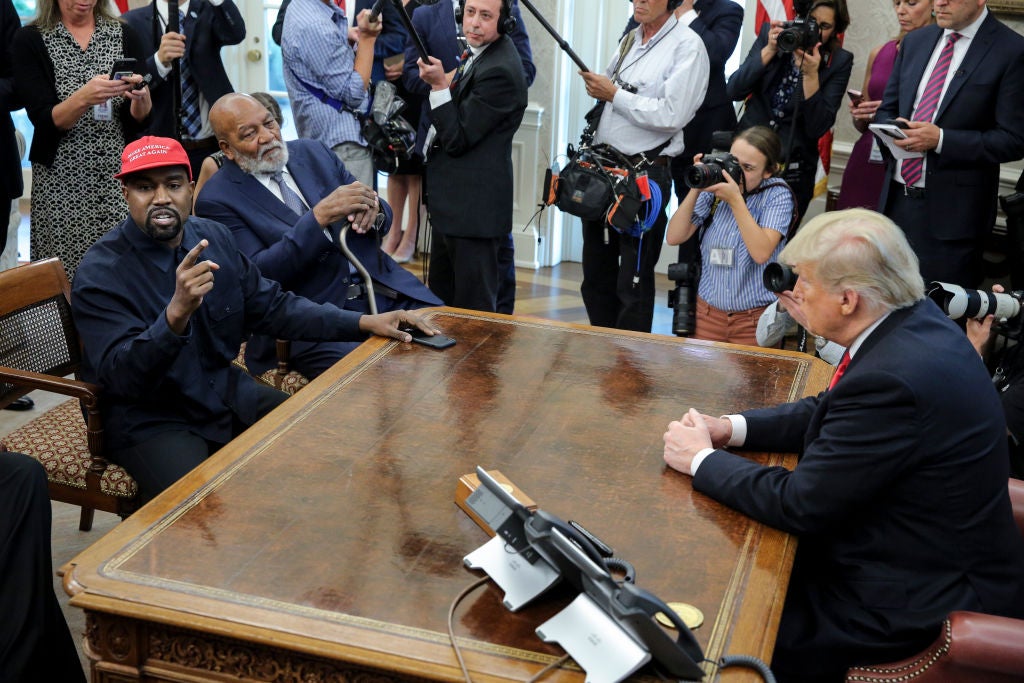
[580,30,636,144]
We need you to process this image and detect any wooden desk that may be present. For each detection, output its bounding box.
[66,309,832,683]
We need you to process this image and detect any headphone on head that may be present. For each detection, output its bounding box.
[456,0,517,36]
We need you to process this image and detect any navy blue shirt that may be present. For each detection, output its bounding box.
[72,216,364,450]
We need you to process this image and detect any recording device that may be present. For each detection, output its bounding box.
[109,58,138,81]
[517,0,589,72]
[927,282,1024,326]
[847,89,863,106]
[763,262,799,293]
[776,0,820,53]
[361,80,416,174]
[684,152,743,190]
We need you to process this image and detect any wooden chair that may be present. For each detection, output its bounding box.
[845,478,1024,682]
[0,259,137,530]
[231,339,309,395]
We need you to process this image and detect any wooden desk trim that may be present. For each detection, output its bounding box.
[66,309,831,682]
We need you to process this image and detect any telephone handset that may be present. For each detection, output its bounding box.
[545,527,706,681]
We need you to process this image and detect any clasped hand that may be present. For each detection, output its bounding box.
[891,117,940,154]
[663,409,732,475]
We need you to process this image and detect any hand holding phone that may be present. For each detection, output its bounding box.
[404,327,456,350]
[847,89,863,106]
[109,58,138,81]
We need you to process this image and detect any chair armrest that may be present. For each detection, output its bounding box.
[0,366,101,405]
[944,610,1024,676]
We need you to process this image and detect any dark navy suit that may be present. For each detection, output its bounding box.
[693,299,1024,680]
[122,0,245,139]
[876,13,1024,288]
[195,138,441,376]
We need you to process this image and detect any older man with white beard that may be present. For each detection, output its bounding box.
[195,93,441,379]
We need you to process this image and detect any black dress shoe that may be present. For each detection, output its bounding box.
[4,397,34,411]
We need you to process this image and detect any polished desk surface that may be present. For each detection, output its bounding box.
[67,309,832,683]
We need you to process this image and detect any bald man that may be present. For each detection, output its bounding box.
[195,93,441,379]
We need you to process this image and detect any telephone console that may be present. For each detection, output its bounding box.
[463,466,706,682]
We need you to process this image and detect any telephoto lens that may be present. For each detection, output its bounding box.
[763,262,798,293]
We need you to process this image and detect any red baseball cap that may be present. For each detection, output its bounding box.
[114,136,193,180]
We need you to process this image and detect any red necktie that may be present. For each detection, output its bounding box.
[900,32,961,187]
[450,49,470,90]
[828,351,851,391]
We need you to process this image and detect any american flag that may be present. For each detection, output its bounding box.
[754,0,835,202]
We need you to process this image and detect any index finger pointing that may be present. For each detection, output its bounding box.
[181,239,208,268]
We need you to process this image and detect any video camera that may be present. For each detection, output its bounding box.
[927,281,1024,339]
[777,0,820,53]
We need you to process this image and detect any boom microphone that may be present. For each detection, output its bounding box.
[369,0,385,22]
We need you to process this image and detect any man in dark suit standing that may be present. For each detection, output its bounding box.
[663,208,1024,682]
[403,0,534,314]
[876,0,1024,288]
[196,93,442,379]
[122,0,245,175]
[416,0,527,312]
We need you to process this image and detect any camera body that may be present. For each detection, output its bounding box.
[763,262,799,293]
[777,16,820,53]
[667,260,700,337]
[684,153,743,190]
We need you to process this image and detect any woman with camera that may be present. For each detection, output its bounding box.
[666,126,796,345]
[726,0,852,220]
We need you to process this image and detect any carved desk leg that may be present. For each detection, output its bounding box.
[84,612,145,682]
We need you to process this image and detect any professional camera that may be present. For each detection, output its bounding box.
[684,153,743,190]
[777,0,820,53]
[763,262,798,293]
[927,282,1024,339]
[666,260,700,337]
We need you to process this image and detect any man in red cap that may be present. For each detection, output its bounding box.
[72,136,439,502]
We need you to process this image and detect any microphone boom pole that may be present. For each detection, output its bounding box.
[167,0,183,140]
[516,0,589,72]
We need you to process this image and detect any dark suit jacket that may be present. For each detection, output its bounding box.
[727,24,853,165]
[694,299,1024,676]
[122,0,245,138]
[194,138,441,373]
[1,0,22,219]
[876,15,1024,242]
[425,35,527,239]
[401,0,534,152]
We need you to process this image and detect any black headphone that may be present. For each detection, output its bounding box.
[456,0,517,36]
[629,0,686,10]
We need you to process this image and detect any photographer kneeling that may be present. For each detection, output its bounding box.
[966,284,1024,480]
[666,126,796,345]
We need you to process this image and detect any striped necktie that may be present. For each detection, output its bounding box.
[900,32,961,187]
[178,10,202,138]
[271,171,309,216]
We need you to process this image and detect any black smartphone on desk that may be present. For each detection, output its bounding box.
[406,327,456,349]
